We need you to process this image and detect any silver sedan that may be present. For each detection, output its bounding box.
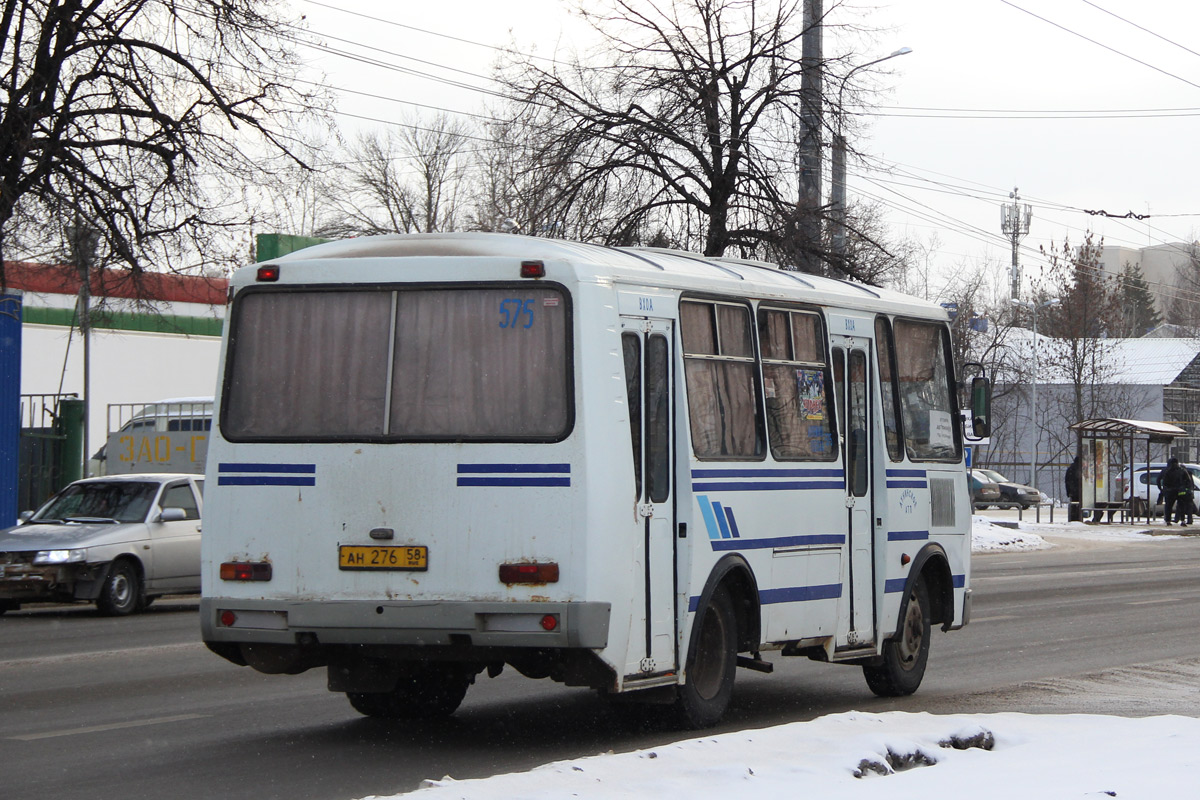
[0,474,203,615]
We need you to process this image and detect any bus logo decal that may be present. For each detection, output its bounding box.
[695,494,740,540]
[457,463,571,488]
[217,462,316,487]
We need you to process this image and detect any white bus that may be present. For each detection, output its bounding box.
[201,233,990,727]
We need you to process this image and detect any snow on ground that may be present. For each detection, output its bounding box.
[971,507,1195,553]
[385,712,1200,799]
[363,513,1200,800]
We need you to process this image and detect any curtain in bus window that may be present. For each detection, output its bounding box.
[875,317,904,461]
[762,365,835,460]
[759,309,834,461]
[791,313,822,362]
[389,288,568,437]
[894,319,959,461]
[622,332,642,498]
[646,334,670,502]
[681,301,761,459]
[224,291,391,437]
[684,361,759,458]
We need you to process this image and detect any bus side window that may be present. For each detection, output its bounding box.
[622,332,643,499]
[874,316,904,461]
[757,308,835,460]
[893,319,960,461]
[680,300,763,459]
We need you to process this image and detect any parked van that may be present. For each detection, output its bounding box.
[94,398,213,475]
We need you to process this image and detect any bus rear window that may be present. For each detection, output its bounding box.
[223,287,571,441]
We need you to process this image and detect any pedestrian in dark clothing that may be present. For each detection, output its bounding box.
[1157,458,1191,525]
[1065,455,1082,521]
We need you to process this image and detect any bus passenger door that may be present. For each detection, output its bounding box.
[620,319,677,678]
[832,341,876,647]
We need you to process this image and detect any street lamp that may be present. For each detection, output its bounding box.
[831,47,913,266]
[1012,297,1060,489]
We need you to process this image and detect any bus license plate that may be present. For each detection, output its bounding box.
[338,545,428,571]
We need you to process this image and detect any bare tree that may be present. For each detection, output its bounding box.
[498,0,894,275]
[1035,233,1126,428]
[318,115,472,238]
[0,0,327,286]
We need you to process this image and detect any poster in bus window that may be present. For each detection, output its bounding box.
[796,369,826,421]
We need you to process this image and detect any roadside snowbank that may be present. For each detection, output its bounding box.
[389,711,1200,799]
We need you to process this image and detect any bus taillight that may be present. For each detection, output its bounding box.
[220,561,273,581]
[520,260,545,278]
[499,562,559,584]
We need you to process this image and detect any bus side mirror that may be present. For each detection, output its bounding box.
[969,376,992,439]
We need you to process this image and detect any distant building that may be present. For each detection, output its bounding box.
[979,330,1200,503]
[5,260,227,459]
[1098,242,1196,320]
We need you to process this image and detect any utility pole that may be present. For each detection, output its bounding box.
[68,219,99,477]
[1001,187,1032,300]
[797,0,823,273]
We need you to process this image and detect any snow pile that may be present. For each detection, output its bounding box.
[971,517,1049,552]
[387,711,1200,799]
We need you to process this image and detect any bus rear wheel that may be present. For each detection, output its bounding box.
[675,585,737,729]
[863,577,930,697]
[346,664,471,719]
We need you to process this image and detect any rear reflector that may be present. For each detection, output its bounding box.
[256,265,280,282]
[520,260,545,278]
[499,562,559,584]
[220,561,273,581]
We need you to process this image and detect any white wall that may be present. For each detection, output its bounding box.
[20,324,222,461]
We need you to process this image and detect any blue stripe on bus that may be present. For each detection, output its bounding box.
[886,469,927,478]
[759,584,842,605]
[710,534,844,551]
[723,506,742,539]
[886,480,927,489]
[888,530,929,541]
[218,463,315,474]
[218,476,316,486]
[695,495,721,540]
[712,502,734,539]
[456,477,571,487]
[687,583,842,612]
[691,480,844,492]
[885,574,967,594]
[457,463,571,473]
[692,468,844,478]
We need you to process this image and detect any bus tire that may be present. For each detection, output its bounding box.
[675,584,737,729]
[863,577,930,697]
[96,560,143,616]
[346,664,470,719]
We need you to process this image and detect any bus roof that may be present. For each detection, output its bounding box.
[247,232,948,319]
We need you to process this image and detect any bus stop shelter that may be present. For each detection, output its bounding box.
[1069,418,1188,522]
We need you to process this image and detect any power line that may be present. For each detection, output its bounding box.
[1080,0,1200,61]
[998,0,1200,92]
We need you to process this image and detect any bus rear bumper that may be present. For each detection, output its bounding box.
[201,596,611,653]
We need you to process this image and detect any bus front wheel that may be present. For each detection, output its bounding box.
[346,664,471,719]
[675,584,737,729]
[863,577,930,697]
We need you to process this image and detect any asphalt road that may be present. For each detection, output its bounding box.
[4,534,1200,800]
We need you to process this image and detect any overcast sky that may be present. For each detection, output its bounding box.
[288,0,1200,299]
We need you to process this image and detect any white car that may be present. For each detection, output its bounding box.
[1123,464,1200,517]
[0,474,203,615]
